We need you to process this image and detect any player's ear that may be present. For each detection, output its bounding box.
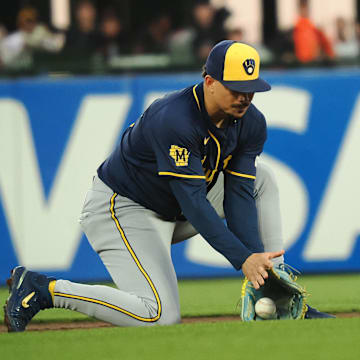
[204,75,215,87]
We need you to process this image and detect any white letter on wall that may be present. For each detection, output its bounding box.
[304,95,360,260]
[0,95,131,270]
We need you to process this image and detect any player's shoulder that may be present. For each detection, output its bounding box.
[244,103,266,124]
[241,103,267,133]
[145,85,204,132]
[147,86,194,114]
[237,103,267,146]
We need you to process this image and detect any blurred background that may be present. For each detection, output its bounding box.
[0,0,359,284]
[0,0,359,74]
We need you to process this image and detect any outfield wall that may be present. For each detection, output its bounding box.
[0,69,359,283]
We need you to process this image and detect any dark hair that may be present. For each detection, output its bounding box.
[202,65,207,78]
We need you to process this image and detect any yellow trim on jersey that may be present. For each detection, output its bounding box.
[204,169,211,182]
[207,131,221,183]
[192,85,221,186]
[225,169,256,180]
[159,171,205,179]
[223,155,232,170]
[55,194,162,323]
[192,85,200,110]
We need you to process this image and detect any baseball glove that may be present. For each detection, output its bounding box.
[241,264,307,321]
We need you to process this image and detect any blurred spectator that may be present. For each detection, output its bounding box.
[168,28,194,66]
[0,23,7,41]
[0,6,64,69]
[334,17,359,59]
[133,14,172,54]
[97,10,129,60]
[267,29,295,64]
[225,26,274,65]
[293,0,335,63]
[169,2,229,66]
[190,2,228,63]
[64,0,100,56]
[226,28,244,42]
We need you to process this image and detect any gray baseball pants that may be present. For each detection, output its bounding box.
[53,162,284,326]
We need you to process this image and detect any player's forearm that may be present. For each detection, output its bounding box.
[169,179,252,269]
[224,175,264,253]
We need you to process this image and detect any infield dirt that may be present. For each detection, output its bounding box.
[1,312,359,332]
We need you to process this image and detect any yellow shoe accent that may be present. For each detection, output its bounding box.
[21,292,35,308]
[48,280,56,304]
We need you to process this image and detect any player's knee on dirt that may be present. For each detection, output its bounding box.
[151,301,181,326]
[156,308,181,326]
[254,162,279,200]
[142,296,180,326]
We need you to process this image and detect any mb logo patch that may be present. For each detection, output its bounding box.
[243,59,255,75]
[169,145,189,166]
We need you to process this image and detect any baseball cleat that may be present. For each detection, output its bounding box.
[4,266,55,332]
[305,305,336,319]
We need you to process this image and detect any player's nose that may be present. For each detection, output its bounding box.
[234,92,253,102]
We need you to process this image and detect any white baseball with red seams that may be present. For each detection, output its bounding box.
[255,297,276,319]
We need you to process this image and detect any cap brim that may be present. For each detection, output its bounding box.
[221,77,271,93]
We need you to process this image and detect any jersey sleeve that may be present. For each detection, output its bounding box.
[222,110,267,254]
[223,175,264,253]
[169,178,253,269]
[225,112,267,180]
[146,109,205,180]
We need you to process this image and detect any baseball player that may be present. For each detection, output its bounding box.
[4,41,333,332]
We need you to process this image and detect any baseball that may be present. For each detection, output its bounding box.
[255,297,276,319]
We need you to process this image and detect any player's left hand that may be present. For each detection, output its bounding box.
[241,250,285,290]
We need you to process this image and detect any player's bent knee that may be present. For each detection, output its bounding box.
[155,302,181,326]
[143,298,181,326]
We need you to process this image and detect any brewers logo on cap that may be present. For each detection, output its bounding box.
[205,40,271,93]
[243,59,256,75]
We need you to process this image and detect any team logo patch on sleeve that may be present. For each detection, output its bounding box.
[169,145,189,166]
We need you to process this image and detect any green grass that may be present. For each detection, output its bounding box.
[1,319,359,360]
[180,273,360,315]
[1,273,360,360]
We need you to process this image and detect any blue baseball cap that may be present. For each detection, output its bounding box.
[205,40,271,93]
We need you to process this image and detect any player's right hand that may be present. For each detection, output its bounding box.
[241,250,285,290]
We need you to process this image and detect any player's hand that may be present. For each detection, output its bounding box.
[241,250,285,290]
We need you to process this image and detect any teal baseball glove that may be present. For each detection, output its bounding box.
[241,264,307,321]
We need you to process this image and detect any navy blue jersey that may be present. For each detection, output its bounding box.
[98,82,267,269]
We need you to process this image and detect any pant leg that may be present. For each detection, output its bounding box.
[54,176,180,327]
[172,163,285,265]
[253,161,284,265]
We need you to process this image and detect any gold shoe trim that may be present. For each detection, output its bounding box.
[21,292,35,308]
